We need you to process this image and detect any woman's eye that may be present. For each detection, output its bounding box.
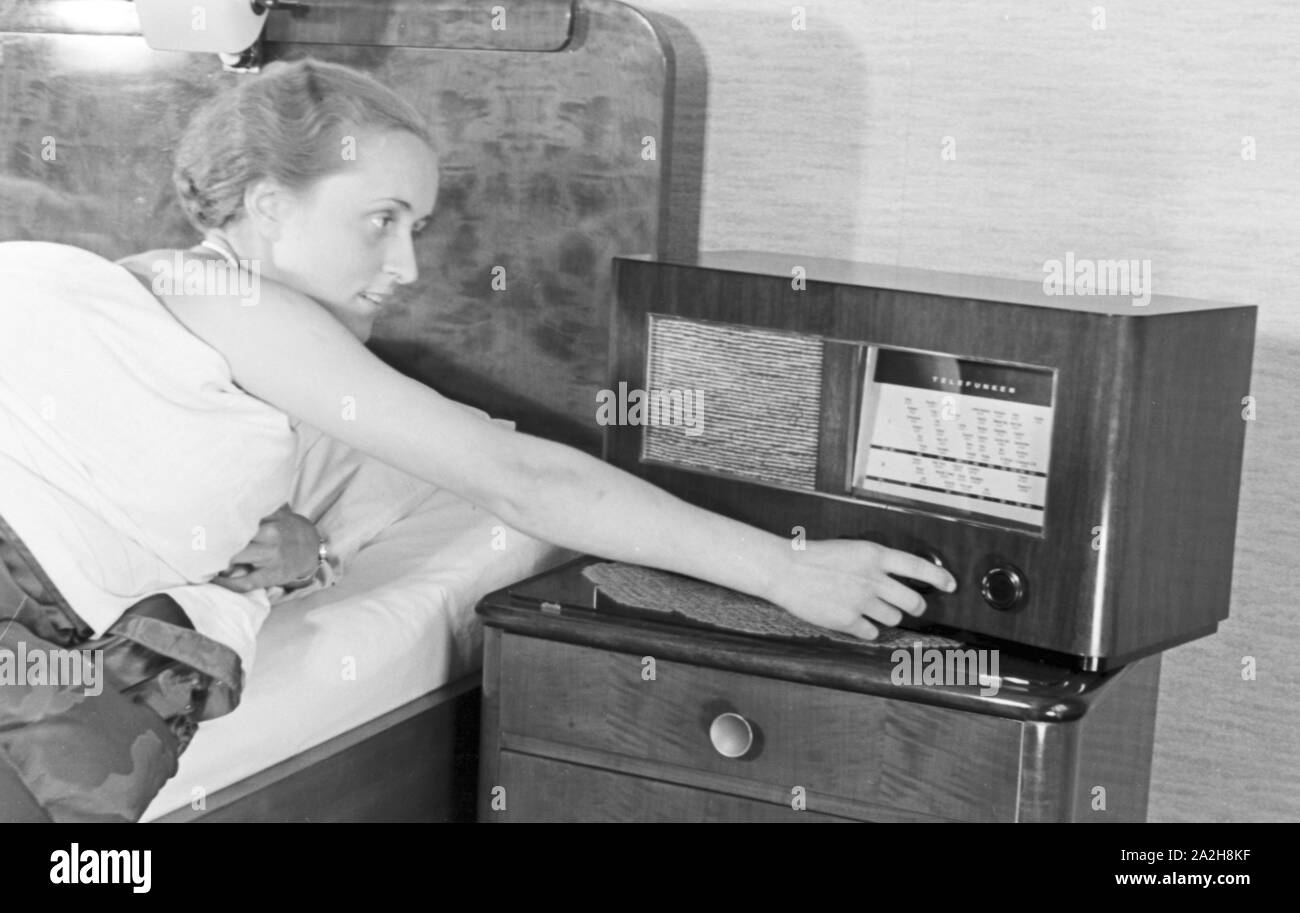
[371,214,396,231]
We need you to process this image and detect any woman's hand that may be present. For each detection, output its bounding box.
[763,539,957,640]
[212,504,320,593]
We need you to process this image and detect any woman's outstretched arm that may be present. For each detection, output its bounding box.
[157,277,955,639]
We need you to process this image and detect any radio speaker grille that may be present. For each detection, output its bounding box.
[643,317,824,490]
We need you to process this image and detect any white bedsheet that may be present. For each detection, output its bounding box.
[142,476,573,820]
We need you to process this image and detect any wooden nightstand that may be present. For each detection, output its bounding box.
[477,558,1161,823]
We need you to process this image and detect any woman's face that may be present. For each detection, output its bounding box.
[229,129,439,341]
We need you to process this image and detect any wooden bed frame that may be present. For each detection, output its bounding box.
[0,0,702,822]
[153,674,484,822]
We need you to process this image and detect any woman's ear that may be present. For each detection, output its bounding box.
[241,178,297,241]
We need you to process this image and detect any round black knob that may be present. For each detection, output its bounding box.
[980,565,1026,611]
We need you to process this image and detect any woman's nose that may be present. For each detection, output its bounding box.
[385,232,419,285]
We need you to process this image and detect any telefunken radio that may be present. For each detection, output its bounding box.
[607,252,1257,670]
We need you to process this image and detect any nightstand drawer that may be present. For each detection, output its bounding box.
[497,634,1024,821]
[494,752,853,822]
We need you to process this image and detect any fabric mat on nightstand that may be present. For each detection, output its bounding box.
[582,562,964,650]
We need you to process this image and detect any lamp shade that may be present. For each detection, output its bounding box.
[135,0,269,53]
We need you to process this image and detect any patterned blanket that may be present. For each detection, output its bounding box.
[0,517,240,822]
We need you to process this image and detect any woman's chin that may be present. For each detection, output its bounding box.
[343,312,377,342]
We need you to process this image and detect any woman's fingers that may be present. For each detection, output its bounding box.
[874,576,927,618]
[843,615,880,642]
[820,599,900,641]
[232,567,279,590]
[225,541,275,567]
[860,591,907,627]
[211,567,276,592]
[209,574,244,592]
[878,548,957,595]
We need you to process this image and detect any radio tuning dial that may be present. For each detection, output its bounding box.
[981,565,1026,611]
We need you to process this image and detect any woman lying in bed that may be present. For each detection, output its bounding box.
[0,58,953,822]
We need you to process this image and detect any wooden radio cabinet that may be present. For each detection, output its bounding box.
[606,252,1256,669]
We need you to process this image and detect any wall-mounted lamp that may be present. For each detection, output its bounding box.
[134,0,309,72]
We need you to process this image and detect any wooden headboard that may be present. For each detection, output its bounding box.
[0,0,699,452]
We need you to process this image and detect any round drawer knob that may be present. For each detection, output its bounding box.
[709,712,754,758]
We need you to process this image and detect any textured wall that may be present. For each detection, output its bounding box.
[635,0,1299,822]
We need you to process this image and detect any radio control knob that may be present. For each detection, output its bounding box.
[981,565,1026,611]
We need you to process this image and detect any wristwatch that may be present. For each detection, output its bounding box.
[286,535,330,590]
